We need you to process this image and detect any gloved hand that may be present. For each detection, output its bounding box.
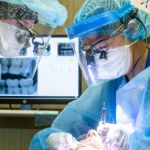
[46,132,78,150]
[97,123,130,150]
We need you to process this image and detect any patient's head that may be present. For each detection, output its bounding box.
[77,129,103,150]
[46,123,130,150]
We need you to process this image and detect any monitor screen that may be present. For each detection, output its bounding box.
[0,35,81,104]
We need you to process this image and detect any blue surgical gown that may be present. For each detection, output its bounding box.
[29,67,150,150]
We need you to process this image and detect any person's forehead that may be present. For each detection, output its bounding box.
[82,34,107,45]
[82,34,129,46]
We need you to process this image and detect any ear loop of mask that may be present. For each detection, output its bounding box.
[117,8,148,79]
[127,15,148,78]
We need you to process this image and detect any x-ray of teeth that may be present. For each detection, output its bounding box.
[20,78,36,94]
[0,58,36,78]
[7,87,20,94]
[0,76,37,95]
[0,79,5,87]
[9,59,22,75]
[0,58,10,74]
[0,57,38,95]
[58,43,74,56]
[6,79,19,87]
[20,78,33,87]
[19,59,36,78]
[20,84,37,95]
[6,79,20,94]
[28,84,37,94]
[0,79,6,94]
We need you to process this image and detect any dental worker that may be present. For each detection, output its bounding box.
[0,0,67,78]
[30,0,150,150]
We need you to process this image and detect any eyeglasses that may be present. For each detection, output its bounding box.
[81,23,125,60]
[16,19,36,37]
[15,18,45,46]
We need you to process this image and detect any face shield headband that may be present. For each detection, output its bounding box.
[66,2,135,40]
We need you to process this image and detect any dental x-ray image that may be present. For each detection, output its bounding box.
[0,58,37,95]
[1,58,36,77]
[0,36,80,99]
[32,36,51,56]
[33,43,51,56]
[58,43,74,56]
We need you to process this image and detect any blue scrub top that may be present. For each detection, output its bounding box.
[30,66,150,150]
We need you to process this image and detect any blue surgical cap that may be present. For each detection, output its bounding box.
[74,0,150,41]
[0,0,68,28]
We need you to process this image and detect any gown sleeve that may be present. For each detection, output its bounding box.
[116,67,150,150]
[52,78,123,137]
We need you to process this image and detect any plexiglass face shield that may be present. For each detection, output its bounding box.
[0,3,54,79]
[66,1,147,86]
[72,26,134,86]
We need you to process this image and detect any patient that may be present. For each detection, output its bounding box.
[46,123,130,150]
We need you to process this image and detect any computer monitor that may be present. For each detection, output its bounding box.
[0,35,81,104]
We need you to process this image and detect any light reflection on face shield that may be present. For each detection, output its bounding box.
[0,21,30,57]
[74,23,134,85]
[0,20,52,80]
[0,3,55,81]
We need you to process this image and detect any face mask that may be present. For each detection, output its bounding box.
[94,45,132,79]
[0,22,29,57]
